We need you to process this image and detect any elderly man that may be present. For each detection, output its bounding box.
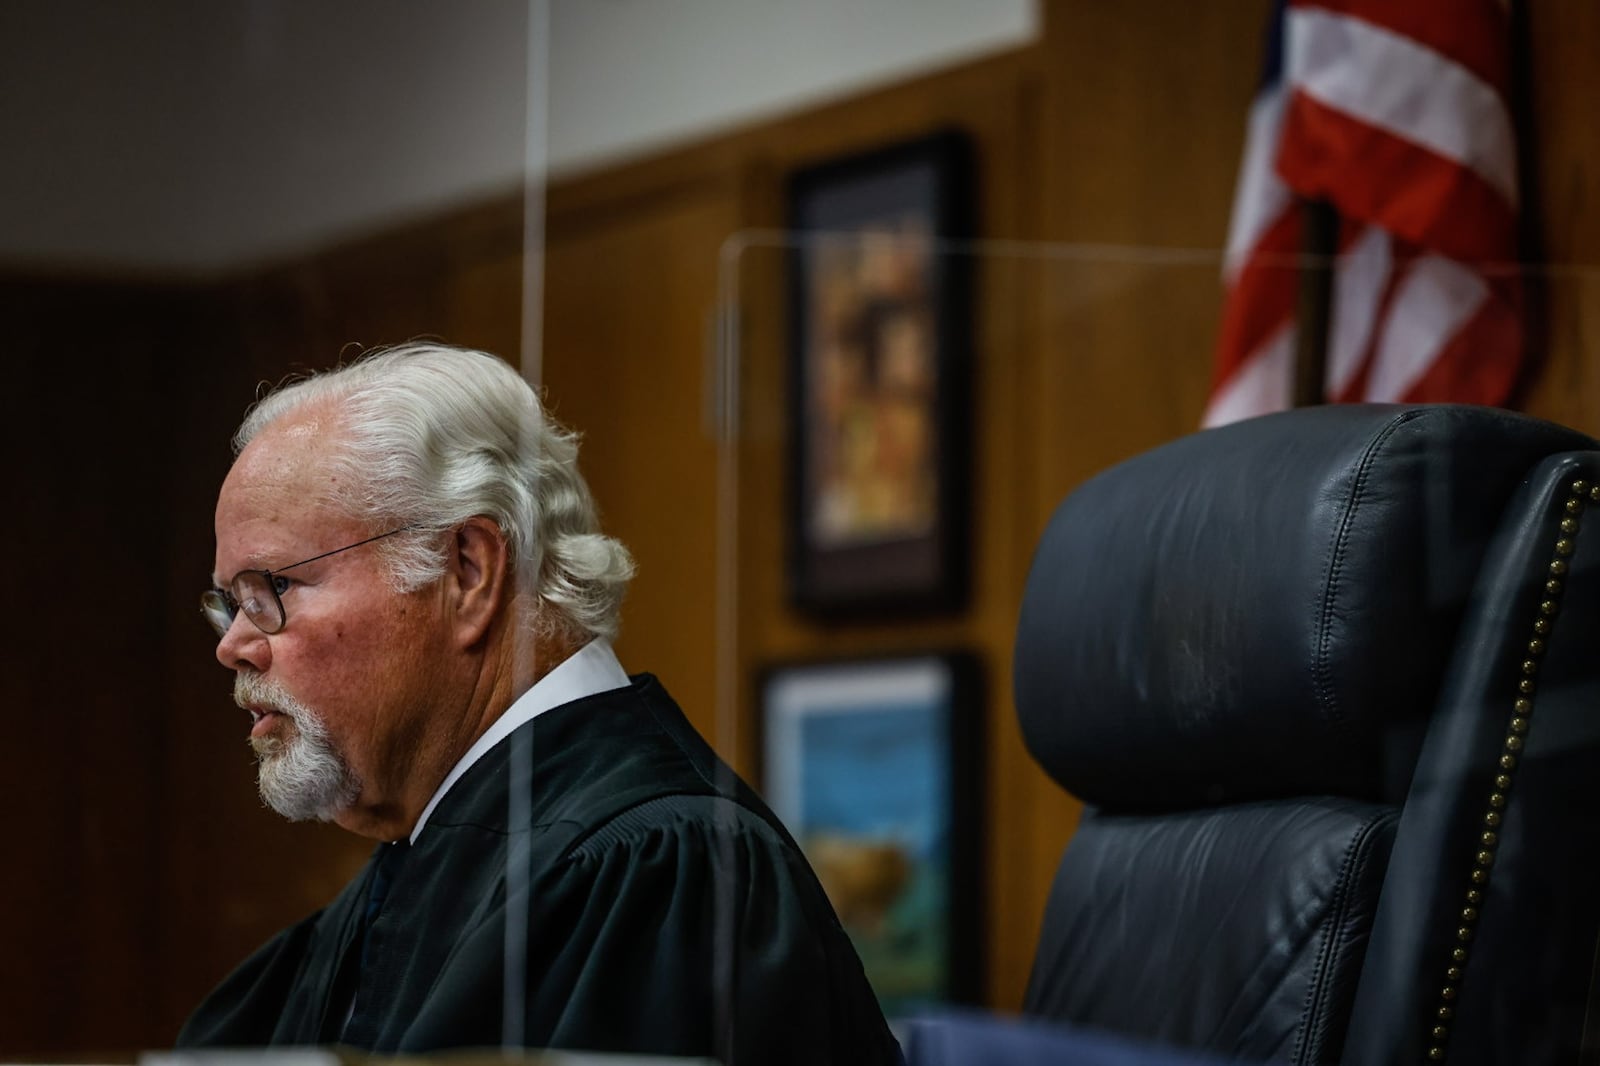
[179,343,901,1063]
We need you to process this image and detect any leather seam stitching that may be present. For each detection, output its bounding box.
[1292,809,1396,1064]
[1314,410,1421,737]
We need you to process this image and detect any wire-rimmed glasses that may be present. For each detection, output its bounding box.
[201,526,414,638]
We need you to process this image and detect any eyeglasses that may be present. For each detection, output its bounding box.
[201,527,413,638]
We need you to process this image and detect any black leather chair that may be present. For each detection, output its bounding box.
[1014,404,1600,1065]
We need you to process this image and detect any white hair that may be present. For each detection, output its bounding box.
[240,672,360,822]
[234,342,635,643]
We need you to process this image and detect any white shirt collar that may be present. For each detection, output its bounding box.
[408,638,631,844]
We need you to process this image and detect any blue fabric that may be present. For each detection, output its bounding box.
[360,840,409,972]
[901,1011,1247,1066]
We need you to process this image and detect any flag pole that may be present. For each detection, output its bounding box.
[1293,197,1338,407]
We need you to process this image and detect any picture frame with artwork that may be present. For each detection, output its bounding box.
[785,129,974,618]
[757,652,983,1015]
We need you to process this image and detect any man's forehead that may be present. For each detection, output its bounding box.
[231,413,341,483]
[216,413,350,551]
[276,414,326,442]
[213,455,348,583]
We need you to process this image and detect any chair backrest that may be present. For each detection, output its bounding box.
[1014,404,1600,1065]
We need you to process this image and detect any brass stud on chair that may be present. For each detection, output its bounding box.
[1425,475,1590,1064]
[1591,485,1600,502]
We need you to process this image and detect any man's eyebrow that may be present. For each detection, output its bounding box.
[216,546,283,583]
[211,558,261,587]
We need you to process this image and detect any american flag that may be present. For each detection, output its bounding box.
[1205,0,1524,427]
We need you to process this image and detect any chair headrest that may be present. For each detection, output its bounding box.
[1014,404,1596,810]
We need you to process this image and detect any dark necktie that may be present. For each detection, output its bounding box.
[359,841,408,972]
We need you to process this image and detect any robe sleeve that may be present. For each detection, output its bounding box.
[410,793,904,1065]
[175,915,325,1047]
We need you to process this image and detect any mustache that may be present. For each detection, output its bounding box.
[234,673,296,717]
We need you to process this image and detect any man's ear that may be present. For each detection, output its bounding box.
[446,516,510,648]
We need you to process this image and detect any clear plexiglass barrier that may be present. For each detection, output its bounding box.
[704,231,1600,1029]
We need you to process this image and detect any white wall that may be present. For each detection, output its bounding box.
[0,0,532,274]
[548,0,1037,175]
[0,0,1036,273]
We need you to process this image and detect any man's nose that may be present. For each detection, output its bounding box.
[216,614,271,673]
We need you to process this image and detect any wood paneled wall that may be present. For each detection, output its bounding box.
[533,2,1278,1011]
[1517,3,1600,431]
[7,0,1600,1057]
[1,234,529,1057]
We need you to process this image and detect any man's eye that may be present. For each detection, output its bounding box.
[270,575,292,595]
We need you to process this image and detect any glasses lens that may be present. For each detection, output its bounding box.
[232,571,286,635]
[200,589,234,638]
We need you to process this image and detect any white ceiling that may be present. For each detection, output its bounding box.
[0,0,1035,274]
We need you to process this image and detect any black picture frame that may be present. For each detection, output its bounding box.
[757,651,983,1015]
[785,129,974,618]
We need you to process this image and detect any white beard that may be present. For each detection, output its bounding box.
[235,673,361,822]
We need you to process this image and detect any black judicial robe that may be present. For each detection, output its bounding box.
[178,675,902,1065]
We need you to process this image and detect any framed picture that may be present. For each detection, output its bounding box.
[786,130,974,617]
[758,652,983,1015]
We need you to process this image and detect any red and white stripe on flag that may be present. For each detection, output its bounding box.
[1204,0,1523,428]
